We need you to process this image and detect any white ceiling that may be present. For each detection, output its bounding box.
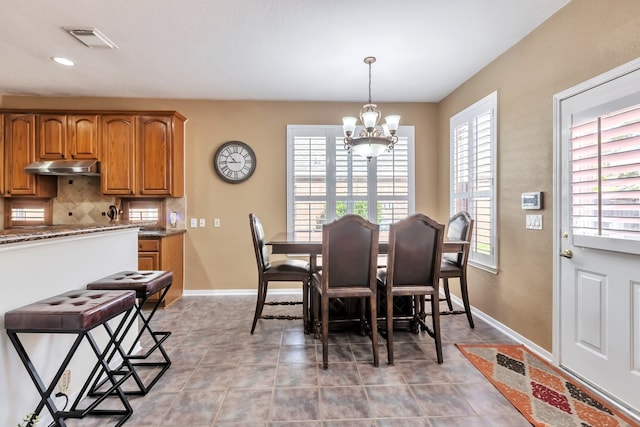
[0,0,570,103]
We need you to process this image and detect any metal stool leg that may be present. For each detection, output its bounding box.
[7,313,134,427]
[89,284,172,395]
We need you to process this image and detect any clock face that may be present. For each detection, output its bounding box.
[214,141,257,183]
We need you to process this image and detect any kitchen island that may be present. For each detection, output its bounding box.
[0,223,140,425]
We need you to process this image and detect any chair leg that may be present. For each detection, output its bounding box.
[459,274,475,328]
[312,285,320,340]
[386,290,394,365]
[442,278,454,311]
[251,279,267,334]
[430,292,443,364]
[370,294,379,368]
[321,294,329,369]
[302,278,309,334]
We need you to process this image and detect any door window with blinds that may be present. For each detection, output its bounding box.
[287,125,415,241]
[450,91,498,270]
[569,86,640,253]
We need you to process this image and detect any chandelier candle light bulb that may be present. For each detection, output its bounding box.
[342,56,400,160]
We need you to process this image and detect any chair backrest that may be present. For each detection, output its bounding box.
[443,211,474,266]
[386,213,445,290]
[321,214,379,291]
[249,213,270,272]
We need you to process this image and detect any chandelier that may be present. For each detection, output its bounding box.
[342,56,401,160]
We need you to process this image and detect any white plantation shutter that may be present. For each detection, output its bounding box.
[571,103,640,242]
[450,92,498,269]
[287,125,414,241]
[376,137,411,240]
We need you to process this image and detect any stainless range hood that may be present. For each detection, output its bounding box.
[24,160,100,176]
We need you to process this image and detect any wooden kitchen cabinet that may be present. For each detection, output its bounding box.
[101,114,137,195]
[38,114,100,160]
[138,232,184,307]
[0,115,4,194]
[102,112,185,197]
[138,114,185,197]
[4,114,57,197]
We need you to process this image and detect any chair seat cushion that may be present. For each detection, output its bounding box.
[266,259,310,277]
[5,289,136,332]
[440,260,462,275]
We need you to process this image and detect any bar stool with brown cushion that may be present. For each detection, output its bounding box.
[4,290,137,426]
[311,214,380,369]
[440,211,475,328]
[250,213,312,334]
[377,213,445,365]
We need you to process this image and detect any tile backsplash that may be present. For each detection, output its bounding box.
[53,176,186,227]
[54,176,114,224]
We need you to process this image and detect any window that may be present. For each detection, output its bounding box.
[122,199,165,227]
[450,91,498,270]
[570,101,640,241]
[287,125,415,241]
[4,199,52,227]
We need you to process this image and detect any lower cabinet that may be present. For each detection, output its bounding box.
[138,232,184,307]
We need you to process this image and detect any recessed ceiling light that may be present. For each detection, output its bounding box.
[52,57,75,66]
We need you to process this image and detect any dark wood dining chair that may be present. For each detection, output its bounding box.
[440,211,475,328]
[377,213,445,364]
[311,214,380,369]
[249,213,311,334]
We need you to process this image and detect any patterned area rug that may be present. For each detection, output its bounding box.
[457,343,639,427]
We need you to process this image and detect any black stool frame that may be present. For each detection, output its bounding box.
[6,307,135,427]
[89,279,172,395]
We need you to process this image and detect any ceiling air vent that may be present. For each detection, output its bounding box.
[63,27,118,49]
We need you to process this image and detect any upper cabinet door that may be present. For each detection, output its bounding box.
[37,114,68,160]
[101,115,136,195]
[0,115,4,195]
[5,114,57,196]
[139,115,172,195]
[69,114,100,159]
[138,113,185,197]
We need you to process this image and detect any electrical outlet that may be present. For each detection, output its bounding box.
[59,369,71,394]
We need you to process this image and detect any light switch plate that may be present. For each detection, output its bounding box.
[199,218,206,227]
[190,218,198,228]
[214,218,220,228]
[526,214,543,230]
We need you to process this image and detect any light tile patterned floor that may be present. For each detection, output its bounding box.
[68,294,532,426]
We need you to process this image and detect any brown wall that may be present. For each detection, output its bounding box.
[3,0,640,352]
[436,0,640,350]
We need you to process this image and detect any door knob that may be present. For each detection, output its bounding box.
[560,249,573,258]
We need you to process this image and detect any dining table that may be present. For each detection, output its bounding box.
[267,231,470,271]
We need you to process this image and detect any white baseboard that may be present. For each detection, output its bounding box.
[183,288,301,296]
[446,292,552,362]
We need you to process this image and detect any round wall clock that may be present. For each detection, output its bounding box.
[213,141,257,184]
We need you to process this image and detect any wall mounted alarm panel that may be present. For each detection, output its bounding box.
[521,192,542,210]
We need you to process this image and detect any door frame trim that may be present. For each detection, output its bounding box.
[552,56,640,366]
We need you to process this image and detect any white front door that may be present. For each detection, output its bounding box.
[555,60,640,415]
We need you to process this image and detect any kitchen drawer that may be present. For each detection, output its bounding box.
[138,239,160,252]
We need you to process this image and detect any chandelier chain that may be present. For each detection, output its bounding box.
[368,60,373,104]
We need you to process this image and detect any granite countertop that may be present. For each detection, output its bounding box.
[0,222,186,245]
[137,227,187,237]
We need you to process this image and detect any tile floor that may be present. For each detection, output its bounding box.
[69,294,533,427]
